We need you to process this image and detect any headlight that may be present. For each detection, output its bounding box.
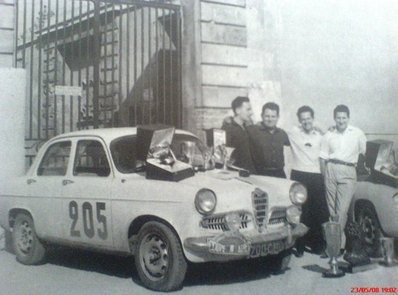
[289,182,307,205]
[286,205,302,224]
[195,188,217,215]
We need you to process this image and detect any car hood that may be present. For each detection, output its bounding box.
[179,170,296,212]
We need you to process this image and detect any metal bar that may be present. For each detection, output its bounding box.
[78,0,83,129]
[22,0,27,67]
[14,0,18,67]
[17,2,180,51]
[155,7,159,123]
[126,3,130,125]
[54,0,59,135]
[141,6,144,124]
[28,0,35,139]
[118,2,123,126]
[70,0,75,132]
[85,1,91,129]
[62,0,66,133]
[162,7,166,123]
[101,0,180,10]
[111,3,116,126]
[169,8,173,126]
[133,6,137,126]
[61,0,66,133]
[176,9,181,128]
[37,0,43,139]
[103,3,108,125]
[148,7,152,124]
[93,0,101,128]
[45,0,51,139]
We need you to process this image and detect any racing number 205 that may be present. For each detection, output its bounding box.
[69,201,108,240]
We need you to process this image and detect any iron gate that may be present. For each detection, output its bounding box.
[14,0,182,165]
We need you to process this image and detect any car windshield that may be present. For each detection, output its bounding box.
[110,133,206,174]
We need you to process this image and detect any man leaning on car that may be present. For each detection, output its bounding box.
[246,102,290,178]
[221,96,256,173]
[319,104,367,249]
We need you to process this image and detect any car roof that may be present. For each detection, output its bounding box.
[49,127,198,143]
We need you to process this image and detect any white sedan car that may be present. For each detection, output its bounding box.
[0,127,308,291]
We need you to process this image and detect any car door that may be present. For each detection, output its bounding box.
[61,137,114,249]
[27,140,72,240]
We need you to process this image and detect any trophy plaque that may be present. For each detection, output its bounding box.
[340,221,377,273]
[137,125,194,182]
[322,221,345,278]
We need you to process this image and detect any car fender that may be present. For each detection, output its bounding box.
[353,181,398,237]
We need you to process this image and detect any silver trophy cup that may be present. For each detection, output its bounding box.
[181,141,196,165]
[379,237,397,267]
[322,221,345,277]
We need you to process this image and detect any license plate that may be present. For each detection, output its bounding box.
[208,239,249,255]
[249,240,285,258]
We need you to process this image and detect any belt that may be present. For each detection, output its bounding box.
[328,159,356,167]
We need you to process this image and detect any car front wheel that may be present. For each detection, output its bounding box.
[12,213,46,265]
[134,221,187,292]
[356,203,384,257]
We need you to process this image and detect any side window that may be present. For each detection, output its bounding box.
[110,136,139,174]
[37,141,71,176]
[74,140,110,177]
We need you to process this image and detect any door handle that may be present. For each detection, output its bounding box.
[27,179,36,185]
[62,179,74,186]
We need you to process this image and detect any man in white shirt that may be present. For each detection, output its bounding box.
[320,105,367,248]
[289,106,329,256]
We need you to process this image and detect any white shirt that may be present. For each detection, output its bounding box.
[288,126,323,173]
[320,125,367,164]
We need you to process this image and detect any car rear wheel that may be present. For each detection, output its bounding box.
[134,221,187,292]
[12,213,46,265]
[356,203,384,257]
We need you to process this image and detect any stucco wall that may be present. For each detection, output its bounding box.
[193,0,282,130]
[278,0,398,143]
[0,68,26,178]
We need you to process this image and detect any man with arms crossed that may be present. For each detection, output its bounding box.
[247,102,290,178]
[222,96,256,173]
[289,106,329,256]
[320,104,366,248]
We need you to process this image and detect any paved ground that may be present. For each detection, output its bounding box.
[0,231,397,295]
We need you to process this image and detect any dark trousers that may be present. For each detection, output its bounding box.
[291,169,329,252]
[260,168,286,178]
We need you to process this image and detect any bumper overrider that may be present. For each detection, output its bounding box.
[184,223,308,261]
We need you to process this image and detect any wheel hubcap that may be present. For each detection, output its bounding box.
[139,233,169,281]
[360,212,376,245]
[16,220,34,254]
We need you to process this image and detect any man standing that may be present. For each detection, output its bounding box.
[221,96,256,173]
[289,106,329,256]
[247,102,290,178]
[320,104,367,248]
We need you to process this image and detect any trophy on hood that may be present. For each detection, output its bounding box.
[322,220,345,278]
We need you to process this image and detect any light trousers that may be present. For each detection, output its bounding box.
[324,163,357,247]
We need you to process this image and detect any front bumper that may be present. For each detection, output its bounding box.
[184,223,308,261]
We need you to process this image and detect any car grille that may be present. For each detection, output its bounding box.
[268,207,287,225]
[252,188,268,228]
[201,211,252,231]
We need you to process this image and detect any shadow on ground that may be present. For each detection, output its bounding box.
[45,247,281,287]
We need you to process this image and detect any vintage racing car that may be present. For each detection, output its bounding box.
[349,140,398,257]
[0,127,308,291]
